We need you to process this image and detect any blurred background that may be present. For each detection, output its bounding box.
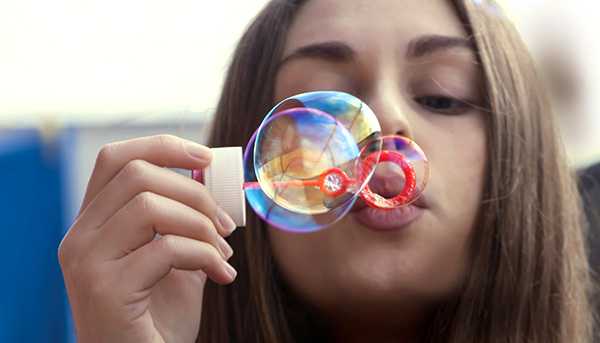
[1,1,599,341]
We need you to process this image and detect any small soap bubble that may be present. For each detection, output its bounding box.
[359,136,429,209]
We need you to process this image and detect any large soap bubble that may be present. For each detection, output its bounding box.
[244,91,382,232]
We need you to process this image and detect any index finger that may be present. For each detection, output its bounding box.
[80,134,212,214]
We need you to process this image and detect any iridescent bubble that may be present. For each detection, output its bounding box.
[359,135,429,209]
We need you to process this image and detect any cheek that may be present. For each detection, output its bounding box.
[417,113,487,278]
[423,114,487,283]
[450,119,487,208]
[425,113,487,213]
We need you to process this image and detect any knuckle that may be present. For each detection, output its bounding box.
[158,234,180,260]
[58,239,90,282]
[96,142,119,167]
[154,134,184,166]
[57,238,71,267]
[132,191,159,213]
[121,159,150,185]
[57,231,81,270]
[155,134,180,148]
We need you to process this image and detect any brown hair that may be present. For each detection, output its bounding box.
[199,0,594,342]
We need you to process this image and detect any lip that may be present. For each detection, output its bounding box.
[352,202,424,231]
[350,192,428,231]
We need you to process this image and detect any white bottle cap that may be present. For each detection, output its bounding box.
[203,147,246,227]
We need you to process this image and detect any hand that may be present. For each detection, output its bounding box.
[58,135,238,343]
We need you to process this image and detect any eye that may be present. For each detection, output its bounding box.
[414,95,470,115]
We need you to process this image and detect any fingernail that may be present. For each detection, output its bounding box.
[217,207,237,235]
[224,262,237,280]
[217,236,234,260]
[186,142,212,163]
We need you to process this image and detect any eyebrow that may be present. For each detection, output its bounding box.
[406,35,475,58]
[278,41,355,69]
[278,35,475,69]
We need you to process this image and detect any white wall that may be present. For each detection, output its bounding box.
[0,0,270,126]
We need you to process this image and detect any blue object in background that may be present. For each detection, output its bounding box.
[0,129,74,342]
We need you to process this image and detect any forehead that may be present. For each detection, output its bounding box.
[284,0,467,54]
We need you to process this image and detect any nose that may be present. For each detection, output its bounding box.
[364,80,415,139]
[362,84,415,201]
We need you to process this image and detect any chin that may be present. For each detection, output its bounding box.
[329,247,461,306]
[311,268,444,327]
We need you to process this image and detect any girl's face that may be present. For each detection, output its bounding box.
[269,0,486,332]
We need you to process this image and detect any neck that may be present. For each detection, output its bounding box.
[328,306,430,343]
[333,328,422,343]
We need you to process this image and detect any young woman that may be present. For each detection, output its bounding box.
[58,0,595,342]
